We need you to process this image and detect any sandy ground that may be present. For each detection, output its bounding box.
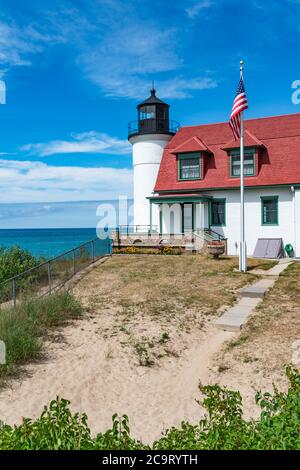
[0,312,233,443]
[0,256,286,443]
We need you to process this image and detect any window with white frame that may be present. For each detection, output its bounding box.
[230,148,255,177]
[178,153,201,180]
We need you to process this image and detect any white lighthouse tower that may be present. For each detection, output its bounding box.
[128,88,179,231]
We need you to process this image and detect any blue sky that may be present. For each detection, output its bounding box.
[0,0,300,227]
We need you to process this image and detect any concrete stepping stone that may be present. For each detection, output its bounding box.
[214,261,292,332]
[251,260,292,277]
[240,278,275,298]
[215,298,261,332]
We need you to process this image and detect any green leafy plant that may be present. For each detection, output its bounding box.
[0,367,299,450]
[0,246,39,284]
[0,246,40,302]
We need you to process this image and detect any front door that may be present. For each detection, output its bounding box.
[182,203,194,232]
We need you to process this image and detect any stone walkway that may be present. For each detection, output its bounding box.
[215,258,293,332]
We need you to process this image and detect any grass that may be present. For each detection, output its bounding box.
[0,291,81,381]
[74,254,274,366]
[218,261,300,382]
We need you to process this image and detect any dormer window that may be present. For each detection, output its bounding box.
[230,148,255,177]
[178,152,202,180]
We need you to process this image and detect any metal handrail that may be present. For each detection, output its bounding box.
[194,228,226,242]
[204,228,226,241]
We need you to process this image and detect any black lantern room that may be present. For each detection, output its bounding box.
[128,88,179,139]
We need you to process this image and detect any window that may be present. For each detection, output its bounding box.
[140,105,155,120]
[178,153,201,180]
[230,148,255,177]
[211,199,226,226]
[261,196,278,225]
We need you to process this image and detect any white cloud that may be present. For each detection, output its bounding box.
[20,131,131,157]
[0,19,66,69]
[78,22,184,100]
[0,2,217,100]
[0,158,132,203]
[185,0,214,18]
[157,76,217,99]
[77,20,217,99]
[0,22,36,67]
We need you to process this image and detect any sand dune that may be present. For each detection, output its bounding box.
[0,311,233,443]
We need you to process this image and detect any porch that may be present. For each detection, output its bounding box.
[112,195,227,253]
[149,195,212,235]
[111,225,226,254]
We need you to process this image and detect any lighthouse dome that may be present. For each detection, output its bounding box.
[128,88,179,139]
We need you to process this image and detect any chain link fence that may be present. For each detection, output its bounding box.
[0,237,112,308]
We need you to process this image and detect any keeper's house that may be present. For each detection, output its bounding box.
[127,88,300,257]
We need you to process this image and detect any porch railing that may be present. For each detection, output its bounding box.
[113,226,226,241]
[115,225,159,236]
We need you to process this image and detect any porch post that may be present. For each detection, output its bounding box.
[180,203,184,234]
[192,203,195,231]
[159,204,162,235]
[149,201,152,234]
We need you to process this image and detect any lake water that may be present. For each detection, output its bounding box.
[0,228,110,259]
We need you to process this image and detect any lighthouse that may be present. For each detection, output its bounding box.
[128,88,179,231]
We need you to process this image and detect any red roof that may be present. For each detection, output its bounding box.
[222,129,265,150]
[171,136,212,154]
[154,113,300,192]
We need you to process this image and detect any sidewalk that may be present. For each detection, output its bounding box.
[214,259,293,332]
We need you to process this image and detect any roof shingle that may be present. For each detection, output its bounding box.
[154,113,300,192]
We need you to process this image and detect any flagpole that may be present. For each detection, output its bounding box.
[239,60,247,272]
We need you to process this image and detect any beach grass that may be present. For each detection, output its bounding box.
[0,291,81,382]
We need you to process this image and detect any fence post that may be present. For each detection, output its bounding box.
[72,250,76,275]
[92,240,95,263]
[12,278,16,307]
[116,227,120,247]
[47,261,52,294]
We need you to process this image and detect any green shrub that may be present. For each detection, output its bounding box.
[0,398,93,450]
[0,246,41,302]
[0,291,81,378]
[154,366,300,450]
[0,246,39,283]
[0,367,299,450]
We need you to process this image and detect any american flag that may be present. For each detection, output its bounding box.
[229,77,248,140]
